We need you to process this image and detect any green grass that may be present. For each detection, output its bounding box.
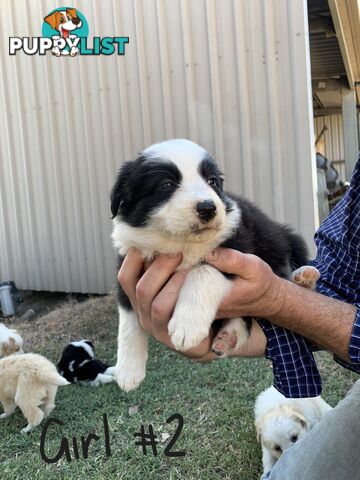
[0,296,357,480]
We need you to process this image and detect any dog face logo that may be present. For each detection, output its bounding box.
[42,7,88,56]
[44,8,82,39]
[10,9,128,56]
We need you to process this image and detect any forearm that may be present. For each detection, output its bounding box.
[267,278,356,361]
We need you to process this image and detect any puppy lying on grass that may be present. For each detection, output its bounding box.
[0,353,69,433]
[255,386,332,475]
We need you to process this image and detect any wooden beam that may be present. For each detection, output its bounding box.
[342,88,359,179]
[328,0,360,103]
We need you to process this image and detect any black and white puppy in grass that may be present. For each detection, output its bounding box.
[57,340,115,387]
[111,139,319,392]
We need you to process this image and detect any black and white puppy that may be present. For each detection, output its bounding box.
[57,340,115,387]
[111,139,319,392]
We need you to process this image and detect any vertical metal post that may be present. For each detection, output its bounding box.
[342,88,359,180]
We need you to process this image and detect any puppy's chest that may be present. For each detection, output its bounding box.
[139,242,214,269]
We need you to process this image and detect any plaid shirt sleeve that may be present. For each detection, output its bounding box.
[258,153,360,398]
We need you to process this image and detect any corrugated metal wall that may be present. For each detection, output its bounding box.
[0,0,317,293]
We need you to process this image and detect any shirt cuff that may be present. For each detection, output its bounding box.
[258,319,322,398]
[334,306,360,373]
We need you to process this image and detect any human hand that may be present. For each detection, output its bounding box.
[118,248,216,361]
[205,248,286,320]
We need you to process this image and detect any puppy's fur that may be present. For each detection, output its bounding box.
[111,139,317,392]
[0,353,69,433]
[255,386,332,474]
[0,323,24,357]
[57,340,115,387]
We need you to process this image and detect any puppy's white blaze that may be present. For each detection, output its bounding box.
[143,138,206,175]
[70,340,94,358]
[115,307,148,392]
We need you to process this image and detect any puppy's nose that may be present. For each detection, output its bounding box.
[72,17,81,25]
[196,200,217,222]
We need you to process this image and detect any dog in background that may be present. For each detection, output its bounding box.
[44,8,82,56]
[0,353,69,433]
[255,386,332,475]
[111,138,320,392]
[57,340,115,387]
[0,323,24,357]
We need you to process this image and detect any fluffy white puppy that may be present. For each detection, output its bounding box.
[0,323,24,357]
[0,353,69,433]
[255,386,332,475]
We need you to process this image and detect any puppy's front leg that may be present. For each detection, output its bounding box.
[261,446,277,475]
[168,264,232,351]
[115,307,148,392]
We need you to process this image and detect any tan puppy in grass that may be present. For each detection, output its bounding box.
[255,386,332,475]
[0,353,69,433]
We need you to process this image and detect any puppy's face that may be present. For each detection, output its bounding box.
[44,9,82,38]
[259,410,309,459]
[0,336,24,357]
[111,139,236,244]
[57,340,95,382]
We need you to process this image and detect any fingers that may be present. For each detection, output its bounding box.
[205,248,265,279]
[118,248,144,307]
[150,269,189,334]
[136,253,183,329]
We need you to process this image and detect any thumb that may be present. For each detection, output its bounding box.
[205,248,258,278]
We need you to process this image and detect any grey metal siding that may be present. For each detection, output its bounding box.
[0,0,317,293]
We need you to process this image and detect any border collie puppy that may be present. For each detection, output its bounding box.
[111,139,319,392]
[57,340,115,387]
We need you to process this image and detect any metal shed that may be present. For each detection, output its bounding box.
[0,0,317,293]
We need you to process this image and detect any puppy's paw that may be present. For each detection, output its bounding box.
[168,315,209,351]
[21,425,32,434]
[211,318,250,357]
[212,329,239,358]
[0,413,8,420]
[115,364,145,392]
[291,266,320,290]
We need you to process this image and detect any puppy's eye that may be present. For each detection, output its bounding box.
[274,445,282,453]
[207,177,219,187]
[159,181,175,190]
[290,435,298,443]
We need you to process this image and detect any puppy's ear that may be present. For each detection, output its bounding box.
[66,8,77,19]
[110,161,135,218]
[44,11,60,30]
[292,413,309,430]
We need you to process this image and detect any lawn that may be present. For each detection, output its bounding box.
[0,293,357,480]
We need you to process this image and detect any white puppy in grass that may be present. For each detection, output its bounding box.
[0,353,69,433]
[255,386,332,476]
[0,323,24,357]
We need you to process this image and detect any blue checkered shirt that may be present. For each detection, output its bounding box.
[258,154,360,399]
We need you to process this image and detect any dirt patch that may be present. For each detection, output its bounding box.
[3,290,118,357]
